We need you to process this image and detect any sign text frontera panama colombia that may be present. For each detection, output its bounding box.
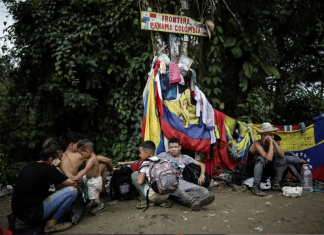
[141,11,208,37]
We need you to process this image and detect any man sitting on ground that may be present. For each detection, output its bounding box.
[244,123,286,197]
[157,137,215,211]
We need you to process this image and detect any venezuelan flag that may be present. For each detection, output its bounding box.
[141,73,164,154]
[159,89,211,153]
[250,124,324,181]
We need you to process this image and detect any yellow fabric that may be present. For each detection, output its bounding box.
[164,89,199,128]
[215,125,220,139]
[225,116,249,137]
[144,74,162,149]
[224,117,251,158]
[250,124,324,151]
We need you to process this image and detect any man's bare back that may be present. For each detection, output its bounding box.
[62,151,85,176]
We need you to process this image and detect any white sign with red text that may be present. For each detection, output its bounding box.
[140,11,207,37]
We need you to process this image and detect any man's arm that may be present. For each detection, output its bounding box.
[116,161,135,166]
[71,159,94,180]
[254,138,274,161]
[61,179,78,187]
[193,160,206,186]
[97,155,113,174]
[273,141,284,158]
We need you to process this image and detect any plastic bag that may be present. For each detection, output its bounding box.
[282,186,303,197]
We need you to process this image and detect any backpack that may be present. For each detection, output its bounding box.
[139,158,178,212]
[182,163,211,188]
[110,166,135,200]
[232,163,247,186]
[141,158,179,195]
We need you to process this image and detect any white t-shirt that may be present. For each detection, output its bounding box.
[157,152,194,178]
[139,156,169,201]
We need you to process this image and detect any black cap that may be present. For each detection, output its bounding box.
[274,134,282,141]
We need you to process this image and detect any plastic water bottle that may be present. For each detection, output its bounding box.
[301,164,313,192]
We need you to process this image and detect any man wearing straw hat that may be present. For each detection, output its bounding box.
[244,123,286,197]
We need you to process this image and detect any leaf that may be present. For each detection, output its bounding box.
[218,36,224,43]
[239,70,248,92]
[227,18,240,32]
[216,26,223,34]
[212,98,220,104]
[243,61,253,78]
[261,63,280,78]
[223,37,236,47]
[206,89,211,96]
[213,37,218,45]
[231,47,242,58]
[237,104,246,108]
[219,103,225,110]
[212,77,222,85]
[133,19,138,25]
[213,87,221,95]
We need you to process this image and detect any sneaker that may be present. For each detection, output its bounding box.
[90,202,106,215]
[272,183,282,191]
[199,195,215,207]
[190,198,202,211]
[85,200,96,209]
[251,186,265,197]
[44,221,72,234]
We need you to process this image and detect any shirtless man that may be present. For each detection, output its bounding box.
[61,132,113,193]
[70,139,105,214]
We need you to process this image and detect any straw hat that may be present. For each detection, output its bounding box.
[257,122,279,134]
[206,20,214,31]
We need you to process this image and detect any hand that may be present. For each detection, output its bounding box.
[300,159,306,164]
[51,159,61,167]
[69,174,77,181]
[76,179,82,189]
[116,162,122,167]
[265,135,273,144]
[113,167,119,172]
[198,175,205,186]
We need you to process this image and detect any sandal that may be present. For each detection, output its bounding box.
[136,200,147,209]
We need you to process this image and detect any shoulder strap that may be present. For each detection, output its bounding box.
[64,153,75,171]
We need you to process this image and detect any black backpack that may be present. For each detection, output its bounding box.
[110,166,135,200]
[182,163,211,188]
[232,163,247,186]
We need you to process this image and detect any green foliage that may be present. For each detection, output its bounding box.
[235,87,275,124]
[0,0,324,182]
[0,0,153,178]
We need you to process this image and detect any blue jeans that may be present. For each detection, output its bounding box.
[171,179,210,205]
[131,171,145,198]
[42,187,77,221]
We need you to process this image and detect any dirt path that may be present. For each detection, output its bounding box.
[1,187,324,234]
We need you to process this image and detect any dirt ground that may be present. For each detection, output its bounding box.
[1,186,324,234]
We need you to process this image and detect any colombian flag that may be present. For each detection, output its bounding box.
[250,124,324,181]
[141,73,164,154]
